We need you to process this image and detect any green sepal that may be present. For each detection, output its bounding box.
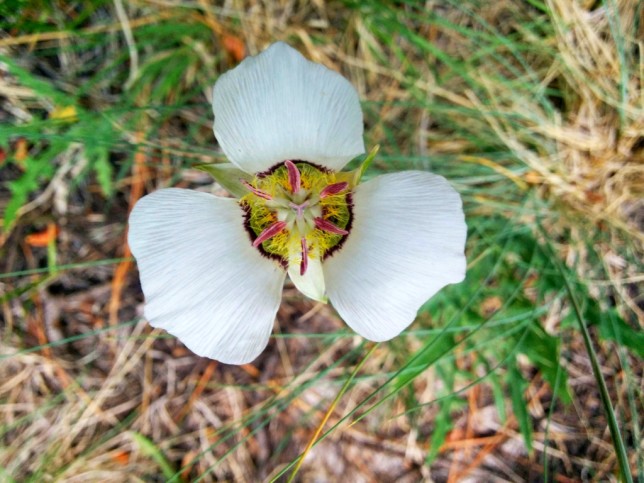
[194,163,252,199]
[351,144,380,186]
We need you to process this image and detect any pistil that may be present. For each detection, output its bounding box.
[289,201,309,218]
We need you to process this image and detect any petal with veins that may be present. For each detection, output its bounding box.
[213,42,365,174]
[324,172,467,341]
[128,188,286,364]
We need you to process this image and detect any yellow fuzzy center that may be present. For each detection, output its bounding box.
[240,161,352,270]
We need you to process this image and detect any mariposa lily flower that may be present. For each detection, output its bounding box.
[129,42,466,364]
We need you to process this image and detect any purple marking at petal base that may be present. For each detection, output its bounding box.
[320,182,349,198]
[314,217,349,235]
[284,160,301,193]
[241,179,272,200]
[300,237,308,276]
[252,221,287,247]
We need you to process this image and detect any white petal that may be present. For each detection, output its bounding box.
[128,189,286,364]
[324,172,467,341]
[288,257,327,303]
[213,42,365,174]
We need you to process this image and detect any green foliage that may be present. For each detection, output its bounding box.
[507,362,533,452]
[0,12,218,230]
[426,363,461,465]
[0,56,120,228]
[4,157,50,229]
[520,322,572,403]
[597,310,644,358]
[131,432,179,481]
[564,280,644,358]
[393,329,456,392]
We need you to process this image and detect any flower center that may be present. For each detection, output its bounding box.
[240,160,352,275]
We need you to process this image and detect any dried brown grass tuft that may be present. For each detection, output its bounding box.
[538,0,642,240]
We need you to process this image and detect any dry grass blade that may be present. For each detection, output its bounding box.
[284,344,378,483]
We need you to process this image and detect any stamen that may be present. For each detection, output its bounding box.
[252,221,287,247]
[284,160,301,193]
[320,182,349,198]
[241,179,272,200]
[314,217,348,235]
[300,237,309,275]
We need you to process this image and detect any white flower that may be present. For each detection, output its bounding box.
[128,42,467,364]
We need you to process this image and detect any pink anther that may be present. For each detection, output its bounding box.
[284,160,301,193]
[314,217,348,235]
[252,221,287,247]
[320,182,349,198]
[241,179,272,200]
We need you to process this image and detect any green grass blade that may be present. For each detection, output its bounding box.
[539,225,633,483]
[131,432,179,481]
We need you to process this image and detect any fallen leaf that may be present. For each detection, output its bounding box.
[14,138,28,164]
[524,170,541,184]
[585,190,604,204]
[223,35,246,62]
[50,105,78,122]
[112,450,130,465]
[181,450,198,480]
[26,223,59,247]
[480,296,502,316]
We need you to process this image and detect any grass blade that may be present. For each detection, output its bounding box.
[284,343,380,483]
[539,225,633,483]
